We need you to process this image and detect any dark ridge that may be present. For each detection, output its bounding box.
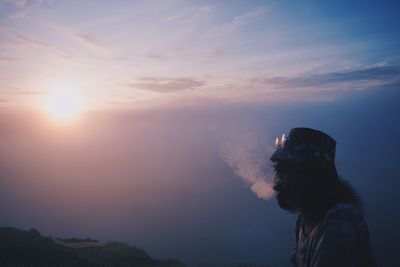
[0,227,186,267]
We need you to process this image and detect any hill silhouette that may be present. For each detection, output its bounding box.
[0,227,185,267]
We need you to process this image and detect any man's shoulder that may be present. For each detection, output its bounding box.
[318,203,366,239]
[324,203,364,224]
[295,203,366,242]
[308,204,376,267]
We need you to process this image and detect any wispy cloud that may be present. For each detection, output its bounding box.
[253,65,400,90]
[0,55,17,61]
[13,90,41,95]
[3,0,54,20]
[214,6,267,33]
[209,65,400,103]
[0,26,69,58]
[160,5,212,24]
[33,0,55,5]
[4,0,26,8]
[0,26,49,48]
[74,33,106,48]
[8,9,30,19]
[143,53,168,62]
[205,48,223,58]
[128,77,205,93]
[4,0,55,8]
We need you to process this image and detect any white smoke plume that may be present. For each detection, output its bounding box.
[219,128,276,200]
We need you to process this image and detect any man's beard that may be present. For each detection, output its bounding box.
[276,190,297,212]
[273,175,297,212]
[273,172,298,212]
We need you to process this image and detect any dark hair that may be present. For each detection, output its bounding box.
[285,159,363,224]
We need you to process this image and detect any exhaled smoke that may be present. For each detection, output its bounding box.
[220,129,275,200]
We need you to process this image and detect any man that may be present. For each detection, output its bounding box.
[270,128,376,267]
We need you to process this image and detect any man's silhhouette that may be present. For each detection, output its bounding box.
[271,128,376,266]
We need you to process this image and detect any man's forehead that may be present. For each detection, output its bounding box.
[270,148,292,163]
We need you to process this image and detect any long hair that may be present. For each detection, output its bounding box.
[286,159,364,224]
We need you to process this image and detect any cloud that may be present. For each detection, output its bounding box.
[4,0,54,8]
[128,77,205,93]
[214,6,267,33]
[33,0,55,5]
[0,26,69,59]
[74,33,106,48]
[0,26,70,58]
[160,5,212,24]
[206,65,400,103]
[3,0,54,20]
[251,65,400,92]
[0,26,49,48]
[205,48,223,58]
[8,9,30,19]
[13,90,41,95]
[144,53,168,61]
[0,56,17,61]
[4,0,26,7]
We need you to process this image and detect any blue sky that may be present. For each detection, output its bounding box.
[0,0,399,109]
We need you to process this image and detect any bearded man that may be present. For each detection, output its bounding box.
[271,128,376,267]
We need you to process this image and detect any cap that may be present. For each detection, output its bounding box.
[270,127,336,164]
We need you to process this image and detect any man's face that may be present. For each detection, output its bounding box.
[273,160,297,211]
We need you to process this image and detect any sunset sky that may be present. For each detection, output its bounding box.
[1,0,400,109]
[1,1,400,267]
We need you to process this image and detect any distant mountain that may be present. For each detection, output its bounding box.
[0,227,185,267]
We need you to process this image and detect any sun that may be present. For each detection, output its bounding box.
[43,87,84,122]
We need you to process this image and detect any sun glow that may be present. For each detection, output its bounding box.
[43,87,84,122]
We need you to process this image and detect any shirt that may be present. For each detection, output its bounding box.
[290,203,377,267]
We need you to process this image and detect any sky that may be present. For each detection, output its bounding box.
[1,0,400,107]
[0,1,400,266]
